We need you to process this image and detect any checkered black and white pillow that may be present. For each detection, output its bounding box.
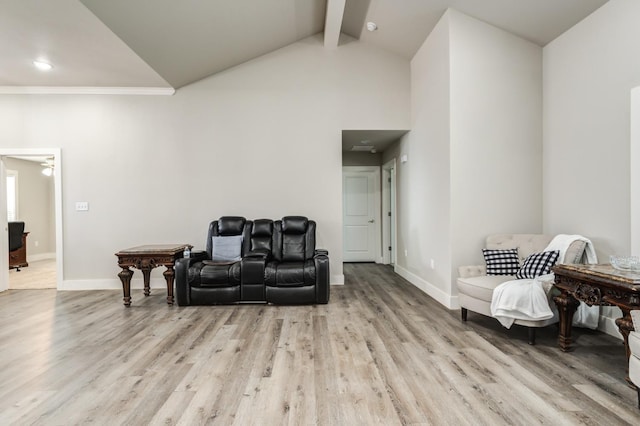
[482,248,520,275]
[515,250,560,279]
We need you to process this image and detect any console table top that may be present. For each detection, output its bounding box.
[553,263,640,287]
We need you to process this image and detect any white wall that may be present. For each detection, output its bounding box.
[395,9,543,307]
[0,34,410,288]
[543,0,640,334]
[544,0,640,256]
[449,10,543,274]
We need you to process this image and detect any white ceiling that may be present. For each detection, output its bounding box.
[0,0,609,151]
[0,0,170,88]
[0,0,608,90]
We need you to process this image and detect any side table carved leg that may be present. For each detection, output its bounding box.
[118,267,133,307]
[163,266,175,305]
[140,265,152,296]
[554,291,580,351]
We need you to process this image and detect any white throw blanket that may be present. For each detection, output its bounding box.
[491,274,556,328]
[490,234,599,329]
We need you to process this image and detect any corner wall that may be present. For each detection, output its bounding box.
[396,9,543,307]
[393,10,452,305]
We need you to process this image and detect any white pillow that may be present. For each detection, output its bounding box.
[211,235,243,262]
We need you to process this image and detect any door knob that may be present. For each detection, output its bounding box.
[368,219,375,223]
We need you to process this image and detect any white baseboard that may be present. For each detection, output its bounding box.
[598,312,624,340]
[394,265,458,309]
[331,274,345,285]
[60,278,168,291]
[28,252,56,262]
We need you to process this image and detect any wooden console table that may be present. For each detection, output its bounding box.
[553,263,640,382]
[115,244,192,306]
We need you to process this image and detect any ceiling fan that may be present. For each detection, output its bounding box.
[41,157,55,176]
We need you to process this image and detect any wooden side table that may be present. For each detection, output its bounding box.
[115,244,192,306]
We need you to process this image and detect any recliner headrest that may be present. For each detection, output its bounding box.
[282,216,308,234]
[218,216,246,236]
[252,219,273,237]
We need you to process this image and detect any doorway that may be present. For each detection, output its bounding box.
[342,166,381,262]
[0,149,63,292]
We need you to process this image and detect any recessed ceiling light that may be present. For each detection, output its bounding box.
[366,22,377,32]
[33,60,53,71]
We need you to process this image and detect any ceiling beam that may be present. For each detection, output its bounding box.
[324,0,346,49]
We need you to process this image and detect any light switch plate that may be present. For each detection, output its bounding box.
[75,201,89,211]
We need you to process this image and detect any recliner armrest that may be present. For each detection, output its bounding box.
[245,249,270,259]
[458,265,486,278]
[175,257,193,306]
[190,250,209,262]
[313,249,329,304]
[314,249,328,258]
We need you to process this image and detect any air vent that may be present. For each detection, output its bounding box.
[351,145,375,151]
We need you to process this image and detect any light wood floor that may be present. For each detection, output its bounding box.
[9,258,56,289]
[0,263,639,425]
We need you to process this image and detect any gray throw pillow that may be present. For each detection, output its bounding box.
[211,235,243,262]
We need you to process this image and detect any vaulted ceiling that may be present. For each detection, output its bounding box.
[1,0,609,91]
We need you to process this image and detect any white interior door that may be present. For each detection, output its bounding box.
[343,167,380,262]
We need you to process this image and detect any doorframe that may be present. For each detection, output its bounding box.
[342,166,382,263]
[382,158,397,265]
[0,148,63,292]
[632,86,640,256]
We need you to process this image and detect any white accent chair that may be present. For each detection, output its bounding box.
[457,234,587,344]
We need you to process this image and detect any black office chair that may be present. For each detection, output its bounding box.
[8,221,25,271]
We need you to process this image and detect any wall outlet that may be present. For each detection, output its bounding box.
[75,201,89,211]
[404,249,408,257]
[35,241,39,247]
[430,258,435,269]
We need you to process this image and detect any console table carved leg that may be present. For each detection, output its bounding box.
[118,267,133,307]
[554,291,580,352]
[163,267,175,305]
